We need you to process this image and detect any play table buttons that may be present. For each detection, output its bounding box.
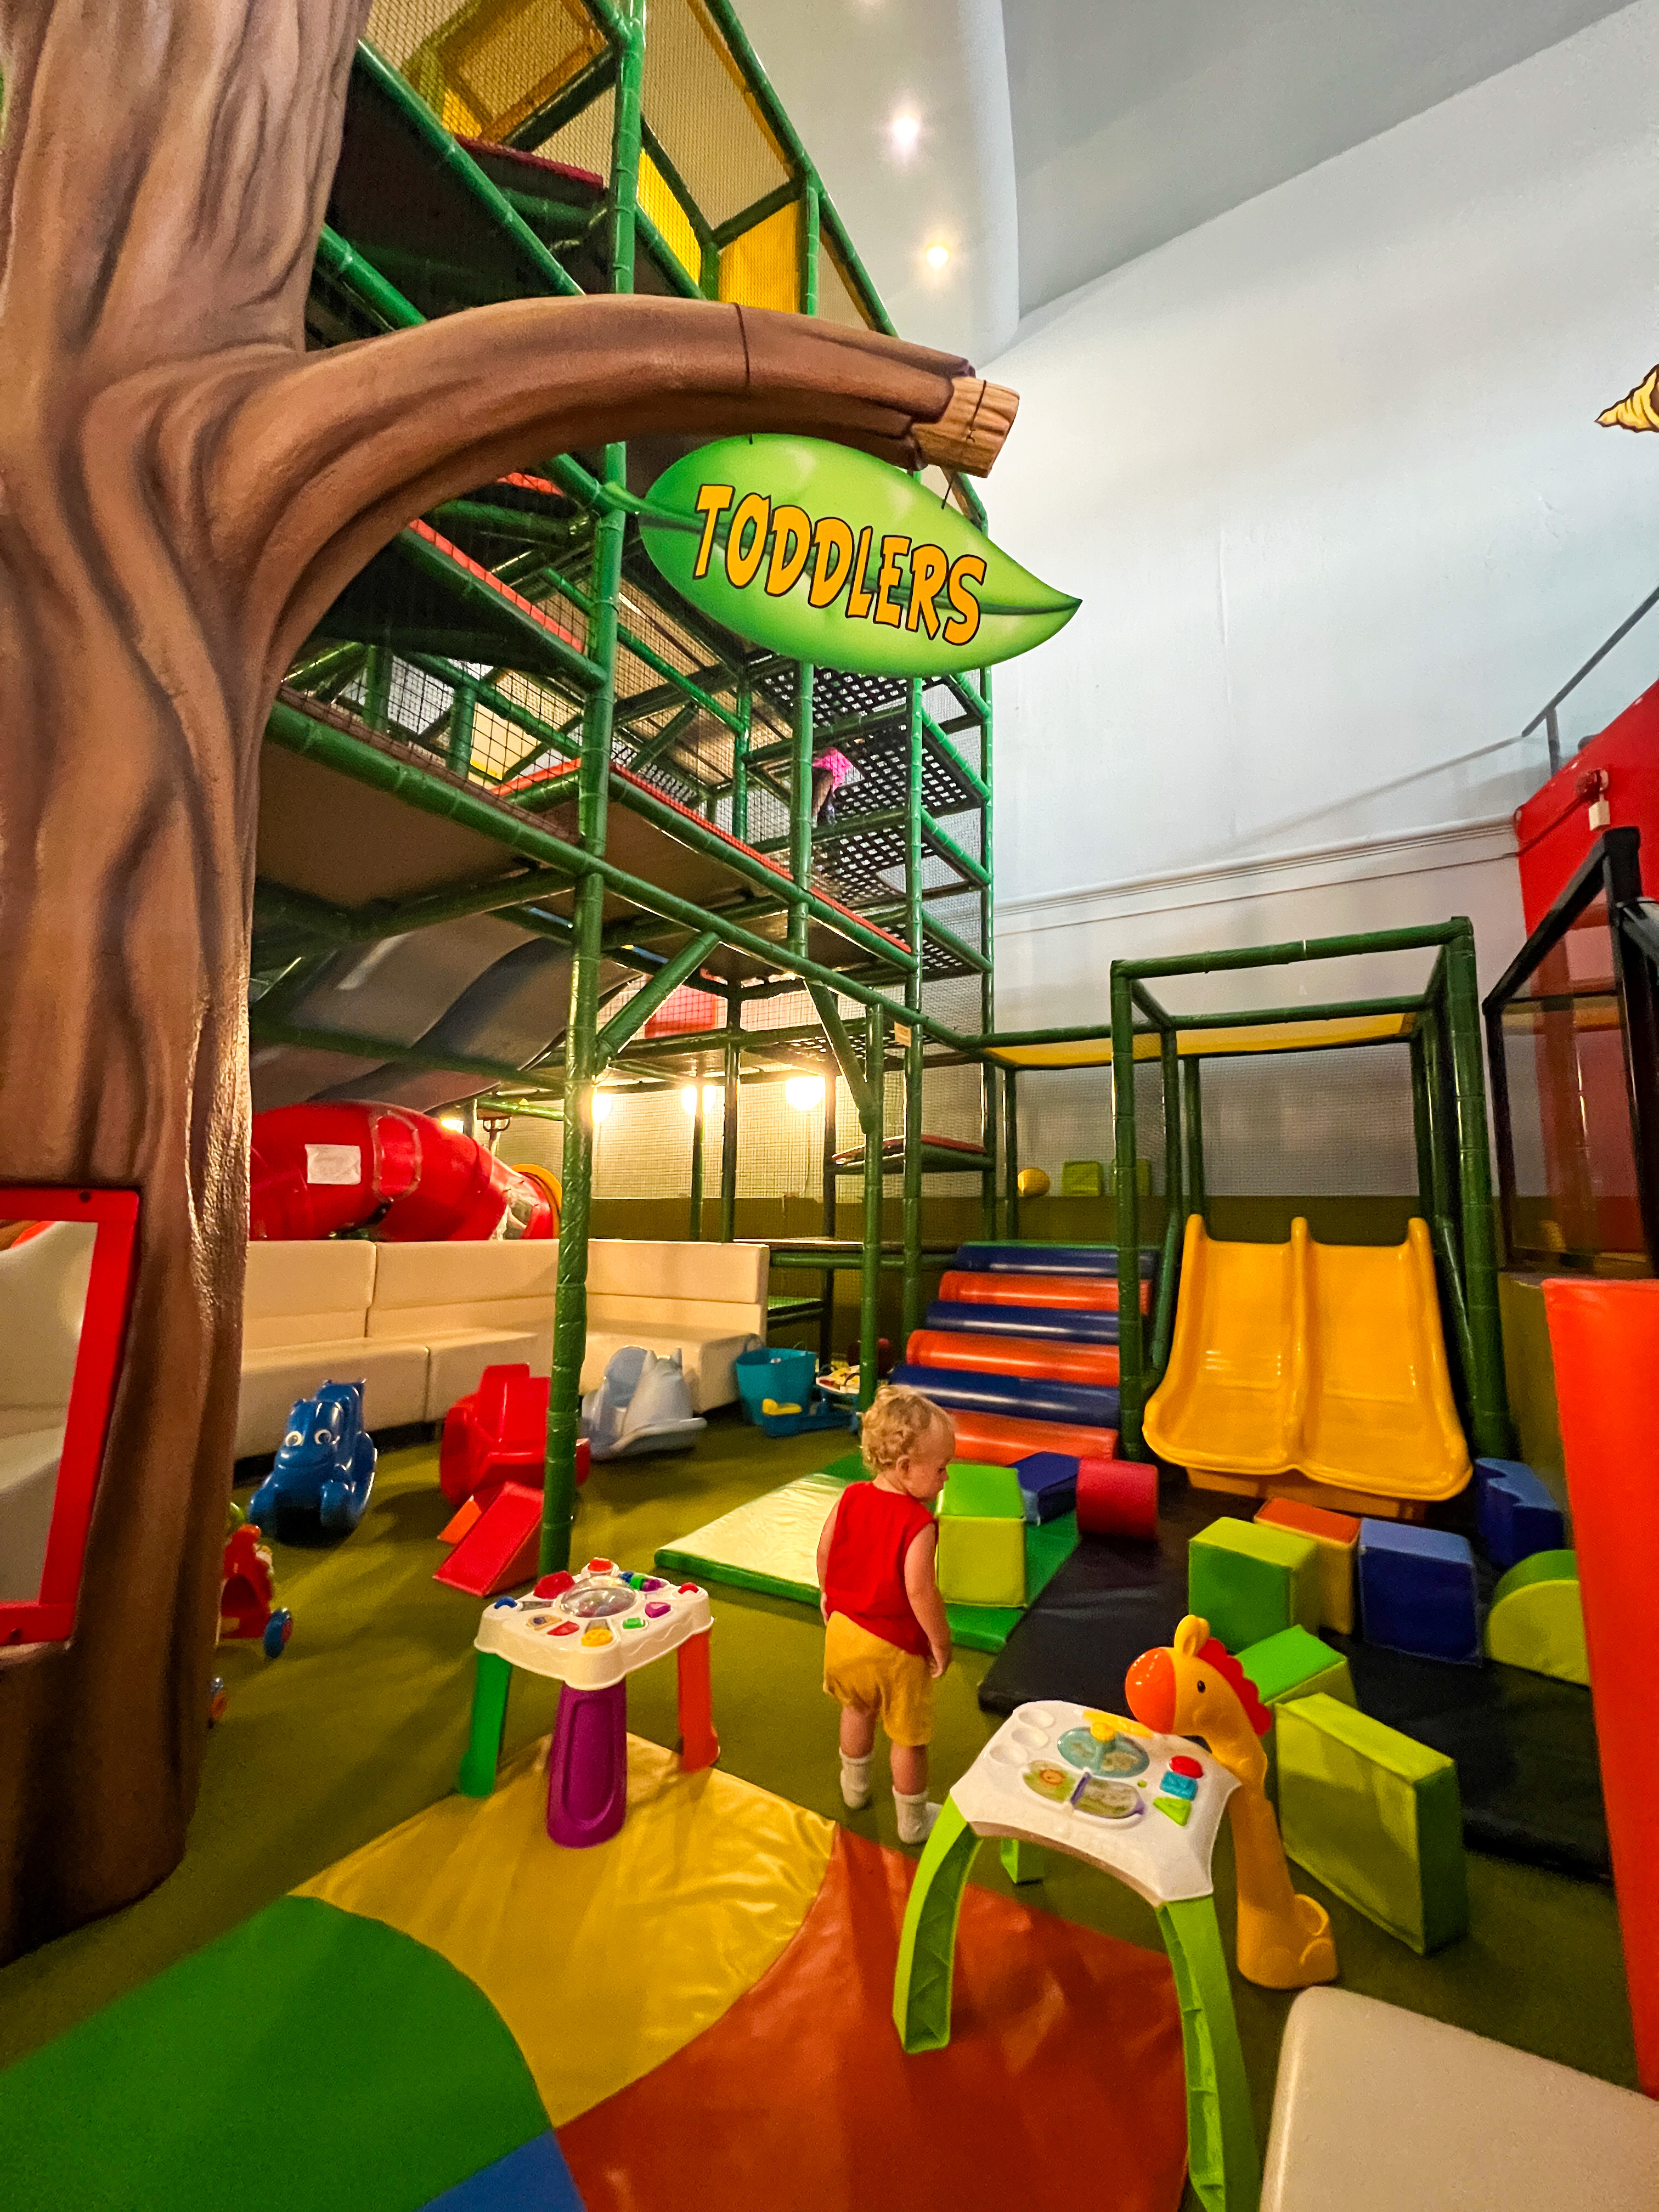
[582,1624,613,1647]
[1160,1768,1199,1801]
[534,1571,575,1599]
[1153,1795,1193,1826]
[1169,1754,1203,1779]
[645,1601,672,1618]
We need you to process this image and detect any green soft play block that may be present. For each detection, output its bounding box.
[936,1512,1026,1607]
[1188,1519,1320,1651]
[1060,1159,1105,1198]
[1239,1626,1355,1709]
[1277,1692,1468,1955]
[941,1463,1024,1521]
[1483,1549,1587,1684]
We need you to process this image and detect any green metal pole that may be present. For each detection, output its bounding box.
[1182,1057,1206,1224]
[821,1080,839,1364]
[1408,1030,1436,1221]
[1112,968,1146,1458]
[363,644,392,731]
[1148,1029,1183,1385]
[445,679,478,777]
[1003,1067,1020,1241]
[800,180,820,316]
[721,983,741,1241]
[732,673,752,843]
[790,663,814,956]
[901,679,924,1344]
[541,4,642,1576]
[689,1076,705,1240]
[861,1003,885,1408]
[981,1062,999,1240]
[1444,922,1514,1456]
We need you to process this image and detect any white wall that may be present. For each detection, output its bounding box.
[985,0,1659,1052]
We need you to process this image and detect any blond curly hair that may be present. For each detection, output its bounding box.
[861,1383,954,1477]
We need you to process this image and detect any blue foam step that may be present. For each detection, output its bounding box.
[924,1299,1120,1346]
[890,1362,1120,1430]
[1359,1521,1480,1664]
[1014,1450,1080,1523]
[952,1243,1158,1279]
[1475,1458,1566,1571]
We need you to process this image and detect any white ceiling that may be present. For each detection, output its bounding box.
[737,0,1637,363]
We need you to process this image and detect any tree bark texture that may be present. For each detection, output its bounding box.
[0,0,1000,1960]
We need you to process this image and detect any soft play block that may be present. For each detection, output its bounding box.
[1358,1521,1480,1663]
[941,1462,1025,1521]
[1076,1455,1158,1539]
[1188,1517,1319,1651]
[1277,1693,1468,1954]
[1475,1458,1566,1571]
[1484,1550,1588,1684]
[938,1461,1026,1607]
[1255,1498,1361,1635]
[1239,1625,1356,1711]
[1014,1451,1079,1524]
[1059,1159,1105,1198]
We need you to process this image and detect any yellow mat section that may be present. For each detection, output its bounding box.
[988,1014,1413,1069]
[1145,1215,1470,1501]
[297,1736,836,2125]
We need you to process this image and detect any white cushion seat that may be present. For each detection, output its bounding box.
[421,1328,549,1419]
[236,1339,429,1459]
[580,1323,761,1410]
[1262,1987,1659,2212]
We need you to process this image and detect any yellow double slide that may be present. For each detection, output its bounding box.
[1144,1216,1471,1503]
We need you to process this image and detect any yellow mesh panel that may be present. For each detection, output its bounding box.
[639,151,702,287]
[816,234,879,331]
[384,0,607,145]
[641,0,790,231]
[718,199,798,312]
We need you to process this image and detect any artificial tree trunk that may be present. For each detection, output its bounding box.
[0,0,1010,1959]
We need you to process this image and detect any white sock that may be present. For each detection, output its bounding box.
[894,1787,939,1844]
[840,1753,872,1809]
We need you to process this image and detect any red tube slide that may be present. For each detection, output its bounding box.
[907,1329,1121,1390]
[250,1103,557,1242]
[936,1269,1149,1314]
[944,1409,1118,1466]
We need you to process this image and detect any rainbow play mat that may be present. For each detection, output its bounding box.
[4,1739,1188,2210]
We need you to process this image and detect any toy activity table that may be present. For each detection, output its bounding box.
[893,1701,1260,2212]
[458,1559,718,1847]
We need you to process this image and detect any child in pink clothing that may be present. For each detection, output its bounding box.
[816,1384,954,1843]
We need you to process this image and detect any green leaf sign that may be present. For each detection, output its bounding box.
[637,436,1078,676]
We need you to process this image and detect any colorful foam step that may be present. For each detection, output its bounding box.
[1475,1458,1566,1571]
[937,1269,1149,1314]
[1256,1498,1361,1636]
[924,1298,1120,1346]
[1012,1450,1079,1524]
[944,1408,1119,1466]
[905,1328,1120,1390]
[1483,1549,1588,1684]
[888,1362,1120,1432]
[1059,1160,1106,1197]
[1188,1516,1320,1651]
[1075,1455,1158,1539]
[1277,1692,1468,1954]
[936,1461,1026,1608]
[1358,1521,1480,1664]
[952,1243,1158,1279]
[1239,1624,1356,1711]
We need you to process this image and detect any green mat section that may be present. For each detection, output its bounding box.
[655,1452,1078,1654]
[0,1896,547,2211]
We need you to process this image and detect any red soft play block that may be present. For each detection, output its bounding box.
[434,1479,545,1598]
[1075,1455,1158,1541]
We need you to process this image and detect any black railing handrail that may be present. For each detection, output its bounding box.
[1523,582,1659,776]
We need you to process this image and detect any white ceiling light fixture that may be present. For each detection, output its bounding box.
[680,1082,723,1116]
[924,239,951,272]
[889,108,921,161]
[784,1075,826,1113]
[590,1088,614,1125]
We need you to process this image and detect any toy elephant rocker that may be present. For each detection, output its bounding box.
[250,1380,377,1537]
[582,1346,705,1462]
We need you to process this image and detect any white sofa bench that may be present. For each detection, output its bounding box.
[580,1238,768,1413]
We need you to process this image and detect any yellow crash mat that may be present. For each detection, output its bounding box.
[297,1736,835,2125]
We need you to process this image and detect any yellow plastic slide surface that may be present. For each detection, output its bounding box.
[1144,1216,1470,1502]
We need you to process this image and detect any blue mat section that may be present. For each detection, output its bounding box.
[422,2134,584,2210]
[891,1361,1120,1429]
[952,1242,1156,1278]
[925,1299,1120,1346]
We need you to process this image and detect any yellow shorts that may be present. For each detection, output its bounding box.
[823,1612,935,1747]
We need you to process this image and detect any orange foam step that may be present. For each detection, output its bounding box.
[945,1409,1118,1467]
[937,1269,1149,1314]
[906,1328,1121,1390]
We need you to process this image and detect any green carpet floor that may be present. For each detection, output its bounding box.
[0,1415,1639,2199]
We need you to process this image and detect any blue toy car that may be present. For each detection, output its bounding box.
[250,1380,377,1537]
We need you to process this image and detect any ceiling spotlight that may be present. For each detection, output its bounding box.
[680,1082,722,1116]
[889,110,921,159]
[924,240,951,272]
[785,1075,826,1113]
[438,1114,465,1132]
[590,1088,614,1125]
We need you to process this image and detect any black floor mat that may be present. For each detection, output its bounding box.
[978,1469,1610,1882]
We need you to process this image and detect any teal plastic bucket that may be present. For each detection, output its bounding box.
[734,1346,818,1426]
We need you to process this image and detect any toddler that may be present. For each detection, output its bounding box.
[816,1383,953,1843]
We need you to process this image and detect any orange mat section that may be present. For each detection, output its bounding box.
[947,1408,1118,1464]
[939,1268,1148,1313]
[907,1328,1121,1389]
[560,1829,1188,2212]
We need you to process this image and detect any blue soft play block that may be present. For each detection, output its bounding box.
[1475,1458,1566,1571]
[1014,1450,1079,1524]
[1358,1521,1480,1663]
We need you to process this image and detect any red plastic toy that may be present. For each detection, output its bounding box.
[441,1362,565,1507]
[218,1523,293,1658]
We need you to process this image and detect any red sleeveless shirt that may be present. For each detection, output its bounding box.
[822,1481,936,1658]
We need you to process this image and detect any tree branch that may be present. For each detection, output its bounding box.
[213,298,1011,683]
